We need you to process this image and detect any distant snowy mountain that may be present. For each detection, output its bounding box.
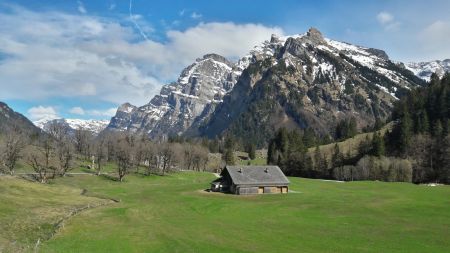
[34,118,109,135]
[405,59,450,81]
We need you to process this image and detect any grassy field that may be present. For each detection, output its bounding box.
[0,176,112,252]
[0,172,449,252]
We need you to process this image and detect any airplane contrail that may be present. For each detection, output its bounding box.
[129,0,150,41]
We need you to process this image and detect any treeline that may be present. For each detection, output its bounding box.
[267,127,329,178]
[385,72,450,183]
[170,134,257,166]
[0,122,210,183]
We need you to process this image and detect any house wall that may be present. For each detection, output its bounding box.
[236,185,288,195]
[237,187,259,195]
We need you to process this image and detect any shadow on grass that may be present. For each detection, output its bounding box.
[202,189,234,195]
[99,173,120,182]
[80,168,95,174]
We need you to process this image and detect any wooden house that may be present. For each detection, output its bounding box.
[210,166,289,195]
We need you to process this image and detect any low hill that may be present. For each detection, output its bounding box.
[307,122,394,167]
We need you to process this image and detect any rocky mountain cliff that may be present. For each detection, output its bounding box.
[34,118,109,135]
[107,54,240,137]
[405,59,450,81]
[0,102,41,136]
[107,28,428,145]
[197,28,426,145]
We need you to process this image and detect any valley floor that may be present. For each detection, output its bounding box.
[0,172,449,252]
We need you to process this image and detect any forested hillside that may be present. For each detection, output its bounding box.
[267,73,449,184]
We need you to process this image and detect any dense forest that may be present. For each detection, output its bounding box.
[267,73,450,184]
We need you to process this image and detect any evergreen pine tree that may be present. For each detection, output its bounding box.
[371,132,385,157]
[331,143,344,168]
[348,117,358,138]
[267,140,276,165]
[314,146,321,170]
[223,148,235,165]
[399,112,413,154]
[248,143,256,160]
[432,119,443,137]
[276,128,289,157]
[303,154,314,176]
[430,72,440,86]
[358,134,371,156]
[303,129,316,148]
[223,135,235,165]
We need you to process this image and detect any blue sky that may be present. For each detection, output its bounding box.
[1,0,449,121]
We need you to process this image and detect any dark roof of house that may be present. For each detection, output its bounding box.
[222,166,290,186]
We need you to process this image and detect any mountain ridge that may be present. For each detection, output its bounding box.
[106,53,240,137]
[105,28,432,144]
[0,102,41,136]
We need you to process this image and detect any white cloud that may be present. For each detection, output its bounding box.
[69,106,85,115]
[109,3,116,11]
[418,20,450,58]
[27,106,59,121]
[376,11,400,31]
[69,106,116,118]
[179,9,186,16]
[421,21,450,43]
[166,22,283,63]
[0,6,283,107]
[87,108,117,117]
[77,1,87,14]
[377,12,393,25]
[191,12,202,19]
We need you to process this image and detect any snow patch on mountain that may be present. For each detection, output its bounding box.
[405,59,450,81]
[34,118,109,134]
[107,53,239,137]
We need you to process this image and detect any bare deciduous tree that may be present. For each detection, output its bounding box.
[28,137,56,183]
[94,136,107,176]
[56,140,74,176]
[48,121,74,176]
[74,127,93,160]
[0,123,26,175]
[158,143,183,175]
[144,141,159,175]
[115,137,134,182]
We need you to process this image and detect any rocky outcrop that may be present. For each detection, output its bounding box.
[197,28,426,146]
[106,28,431,144]
[106,54,240,137]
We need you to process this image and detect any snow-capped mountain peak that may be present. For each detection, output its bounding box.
[34,118,109,135]
[107,53,239,137]
[106,27,429,139]
[405,59,450,81]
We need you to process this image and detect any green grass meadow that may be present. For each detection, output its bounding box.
[0,172,449,252]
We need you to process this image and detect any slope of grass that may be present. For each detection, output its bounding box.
[16,172,447,253]
[0,176,112,252]
[307,122,394,165]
